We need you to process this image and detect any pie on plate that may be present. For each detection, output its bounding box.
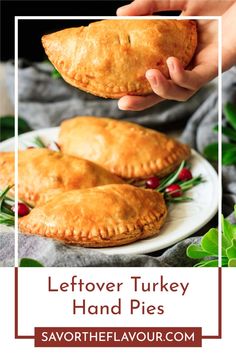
[42,19,197,98]
[19,184,167,247]
[0,148,123,205]
[58,116,191,179]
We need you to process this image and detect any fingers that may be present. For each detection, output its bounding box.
[118,57,217,111]
[117,0,157,16]
[118,94,164,111]
[117,0,187,16]
[146,69,193,101]
[166,57,201,90]
[167,57,217,88]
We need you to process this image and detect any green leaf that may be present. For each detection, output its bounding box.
[222,257,230,267]
[222,216,236,243]
[224,102,236,130]
[222,146,236,165]
[187,206,236,267]
[186,244,211,259]
[213,124,218,133]
[194,259,218,267]
[201,228,218,255]
[0,116,31,141]
[222,142,236,152]
[228,258,236,267]
[222,216,236,255]
[19,258,44,267]
[214,124,236,142]
[226,239,236,260]
[205,123,236,164]
[203,143,218,161]
[51,67,61,79]
[222,127,236,142]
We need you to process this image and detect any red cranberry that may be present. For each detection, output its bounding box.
[12,203,30,216]
[178,168,192,181]
[145,176,160,189]
[165,184,182,198]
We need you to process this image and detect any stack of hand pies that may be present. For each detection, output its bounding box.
[1,19,196,247]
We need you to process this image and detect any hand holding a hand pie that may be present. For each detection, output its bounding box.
[117,0,236,111]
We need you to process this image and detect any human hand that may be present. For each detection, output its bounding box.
[117,0,236,111]
[117,0,234,17]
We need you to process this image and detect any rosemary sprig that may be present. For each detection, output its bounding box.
[0,186,32,226]
[156,161,185,192]
[25,136,60,151]
[129,160,205,204]
[177,176,204,192]
[32,136,46,148]
[23,136,46,149]
[165,196,193,203]
[0,186,15,226]
[157,162,204,203]
[0,212,15,226]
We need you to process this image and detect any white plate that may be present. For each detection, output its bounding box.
[0,128,218,255]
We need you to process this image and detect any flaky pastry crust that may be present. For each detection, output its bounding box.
[0,148,123,205]
[19,184,167,247]
[42,19,197,98]
[58,117,191,179]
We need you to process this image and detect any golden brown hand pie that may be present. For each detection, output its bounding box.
[0,148,123,205]
[42,19,197,98]
[58,117,191,179]
[19,184,167,247]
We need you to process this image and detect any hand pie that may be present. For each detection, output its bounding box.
[19,184,167,247]
[42,19,197,98]
[58,117,191,179]
[0,148,123,205]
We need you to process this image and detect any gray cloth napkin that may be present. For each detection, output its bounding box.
[1,61,235,267]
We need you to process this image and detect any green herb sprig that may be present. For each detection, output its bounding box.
[156,162,204,203]
[187,206,236,267]
[25,136,60,151]
[24,136,47,149]
[31,136,46,148]
[0,186,32,226]
[0,187,44,266]
[0,186,15,226]
[131,161,204,203]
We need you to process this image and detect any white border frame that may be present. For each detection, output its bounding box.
[14,15,222,267]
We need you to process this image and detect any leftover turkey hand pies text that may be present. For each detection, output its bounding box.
[58,117,191,179]
[0,148,123,205]
[42,19,197,98]
[19,184,167,247]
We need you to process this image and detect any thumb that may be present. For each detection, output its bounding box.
[117,0,188,16]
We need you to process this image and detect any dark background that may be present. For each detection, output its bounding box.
[0,1,130,61]
[1,0,178,61]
